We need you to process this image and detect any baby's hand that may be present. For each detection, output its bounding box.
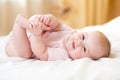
[28,15,49,36]
[39,14,62,31]
[28,14,61,36]
[28,20,47,36]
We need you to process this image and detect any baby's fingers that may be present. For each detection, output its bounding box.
[39,15,51,26]
[39,15,45,23]
[39,24,51,31]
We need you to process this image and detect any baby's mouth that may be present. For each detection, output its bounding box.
[72,41,75,49]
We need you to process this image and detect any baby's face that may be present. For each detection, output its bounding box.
[64,31,104,60]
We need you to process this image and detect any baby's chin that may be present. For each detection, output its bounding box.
[63,35,71,54]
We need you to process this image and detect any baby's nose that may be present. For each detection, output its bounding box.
[70,31,77,35]
[78,40,83,47]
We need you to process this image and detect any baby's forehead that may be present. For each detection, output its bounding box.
[76,29,83,33]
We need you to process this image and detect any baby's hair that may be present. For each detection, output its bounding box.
[95,31,111,58]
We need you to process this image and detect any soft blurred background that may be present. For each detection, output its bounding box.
[0,0,120,36]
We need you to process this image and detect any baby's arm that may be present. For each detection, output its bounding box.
[28,15,48,60]
[29,35,48,60]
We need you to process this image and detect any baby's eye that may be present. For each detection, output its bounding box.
[82,34,85,40]
[83,46,86,53]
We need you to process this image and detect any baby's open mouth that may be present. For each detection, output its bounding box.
[72,41,75,49]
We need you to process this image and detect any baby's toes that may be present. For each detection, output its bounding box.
[29,21,38,30]
[15,14,30,29]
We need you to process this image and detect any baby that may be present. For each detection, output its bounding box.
[5,14,111,60]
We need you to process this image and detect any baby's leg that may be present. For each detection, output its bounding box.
[6,14,32,58]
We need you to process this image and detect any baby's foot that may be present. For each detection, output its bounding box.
[14,14,31,30]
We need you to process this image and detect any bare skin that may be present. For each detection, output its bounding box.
[6,14,110,60]
[6,14,32,58]
[6,14,61,60]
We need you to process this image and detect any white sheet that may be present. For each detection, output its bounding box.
[0,16,120,80]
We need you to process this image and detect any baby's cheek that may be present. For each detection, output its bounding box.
[75,48,83,58]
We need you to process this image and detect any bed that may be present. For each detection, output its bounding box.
[0,16,120,80]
